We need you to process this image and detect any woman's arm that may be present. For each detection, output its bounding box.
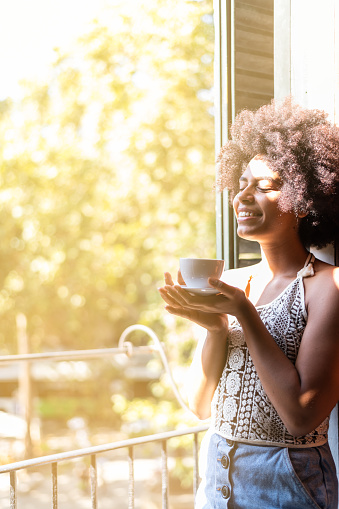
[161,266,339,435]
[158,272,229,419]
[185,329,228,420]
[210,267,339,436]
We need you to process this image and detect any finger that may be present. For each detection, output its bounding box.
[160,285,196,308]
[169,286,224,314]
[164,285,191,306]
[177,270,186,286]
[158,287,182,307]
[165,306,217,330]
[165,305,198,322]
[164,272,175,285]
[208,278,237,296]
[170,284,216,305]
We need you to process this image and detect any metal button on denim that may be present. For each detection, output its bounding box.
[226,439,234,447]
[221,455,229,469]
[221,485,230,499]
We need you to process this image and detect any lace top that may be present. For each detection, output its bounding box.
[211,254,329,447]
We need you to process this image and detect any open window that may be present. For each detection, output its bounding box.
[214,0,274,268]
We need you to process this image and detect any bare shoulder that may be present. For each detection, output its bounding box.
[310,258,339,286]
[304,258,339,312]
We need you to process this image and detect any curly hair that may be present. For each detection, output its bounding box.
[216,97,339,248]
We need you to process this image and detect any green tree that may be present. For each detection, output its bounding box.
[0,0,215,358]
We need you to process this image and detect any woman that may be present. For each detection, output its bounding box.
[159,98,339,508]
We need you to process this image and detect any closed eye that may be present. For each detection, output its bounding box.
[257,178,279,190]
[239,178,281,193]
[257,185,275,192]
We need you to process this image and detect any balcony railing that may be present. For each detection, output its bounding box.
[0,424,208,509]
[0,324,208,508]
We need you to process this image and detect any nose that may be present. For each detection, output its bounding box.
[237,185,254,203]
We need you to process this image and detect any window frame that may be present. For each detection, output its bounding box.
[214,0,238,269]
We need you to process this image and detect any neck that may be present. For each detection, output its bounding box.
[258,240,309,278]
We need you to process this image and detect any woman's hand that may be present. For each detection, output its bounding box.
[158,272,248,332]
[159,271,236,418]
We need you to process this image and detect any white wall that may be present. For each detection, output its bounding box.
[274,0,338,266]
[275,0,339,124]
[274,0,339,484]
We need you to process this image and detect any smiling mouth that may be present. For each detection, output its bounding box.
[237,211,261,218]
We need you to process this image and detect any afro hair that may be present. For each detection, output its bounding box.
[216,97,339,248]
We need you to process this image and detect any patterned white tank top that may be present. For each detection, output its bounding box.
[211,254,329,447]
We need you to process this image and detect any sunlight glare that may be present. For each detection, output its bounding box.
[0,0,108,98]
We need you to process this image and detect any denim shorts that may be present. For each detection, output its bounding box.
[195,431,338,509]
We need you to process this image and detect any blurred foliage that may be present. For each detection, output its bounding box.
[0,0,215,356]
[37,396,105,421]
[1,3,214,487]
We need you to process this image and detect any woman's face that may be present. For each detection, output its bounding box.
[233,157,298,244]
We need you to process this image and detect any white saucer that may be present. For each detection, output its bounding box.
[180,285,220,296]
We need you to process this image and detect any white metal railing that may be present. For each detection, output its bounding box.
[0,325,208,508]
[0,324,196,417]
[0,424,208,508]
[0,345,153,363]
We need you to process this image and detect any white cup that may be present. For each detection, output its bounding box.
[179,258,225,289]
